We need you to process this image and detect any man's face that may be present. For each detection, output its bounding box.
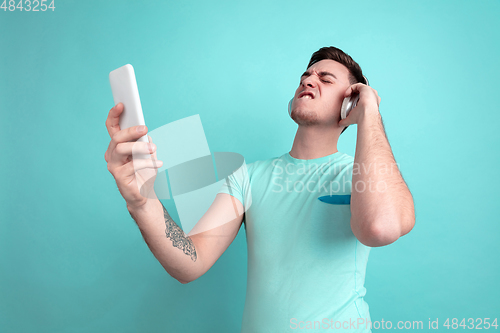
[290,59,351,126]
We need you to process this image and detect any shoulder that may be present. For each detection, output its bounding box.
[245,154,286,174]
[331,152,354,165]
[313,152,355,177]
[333,152,355,173]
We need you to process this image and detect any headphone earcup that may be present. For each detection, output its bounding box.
[288,98,293,116]
[340,94,360,120]
[340,97,351,120]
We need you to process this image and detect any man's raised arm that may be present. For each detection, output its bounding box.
[338,84,415,247]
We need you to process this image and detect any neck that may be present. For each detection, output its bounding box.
[289,125,342,160]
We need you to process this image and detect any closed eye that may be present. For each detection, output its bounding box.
[300,78,332,85]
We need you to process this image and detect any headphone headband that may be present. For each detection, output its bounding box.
[363,75,369,86]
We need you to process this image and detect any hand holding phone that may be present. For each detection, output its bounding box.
[105,64,163,209]
[109,64,149,148]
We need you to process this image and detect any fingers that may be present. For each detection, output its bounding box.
[344,83,365,98]
[344,84,381,106]
[344,82,380,98]
[117,157,163,177]
[147,135,159,160]
[105,103,124,138]
[132,157,163,171]
[105,126,155,168]
[107,125,148,159]
[114,125,148,144]
[338,117,354,128]
[109,141,156,165]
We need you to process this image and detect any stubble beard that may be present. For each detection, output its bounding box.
[290,108,320,126]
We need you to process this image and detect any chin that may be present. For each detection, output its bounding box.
[290,108,320,126]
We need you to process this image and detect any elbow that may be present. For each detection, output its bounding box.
[175,273,201,284]
[352,204,415,247]
[175,271,204,285]
[165,269,201,285]
[401,208,416,236]
[371,222,401,247]
[353,216,403,247]
[176,276,196,284]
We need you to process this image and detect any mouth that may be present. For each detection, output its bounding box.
[298,91,315,100]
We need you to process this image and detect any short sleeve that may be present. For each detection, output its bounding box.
[217,162,252,210]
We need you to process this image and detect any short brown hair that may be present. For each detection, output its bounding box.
[308,46,366,85]
[308,47,366,135]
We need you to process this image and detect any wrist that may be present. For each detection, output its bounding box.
[358,107,381,127]
[126,198,164,235]
[127,195,159,214]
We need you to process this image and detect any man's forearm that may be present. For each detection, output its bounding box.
[350,111,415,247]
[127,197,203,283]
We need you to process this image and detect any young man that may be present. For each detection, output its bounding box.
[104,46,415,332]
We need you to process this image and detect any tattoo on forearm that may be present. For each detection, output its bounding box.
[162,204,197,262]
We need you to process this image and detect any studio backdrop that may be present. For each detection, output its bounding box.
[1,0,499,332]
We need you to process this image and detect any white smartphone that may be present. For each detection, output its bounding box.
[109,64,150,159]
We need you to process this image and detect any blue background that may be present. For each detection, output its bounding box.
[1,0,499,332]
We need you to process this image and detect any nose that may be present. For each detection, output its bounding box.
[301,74,317,88]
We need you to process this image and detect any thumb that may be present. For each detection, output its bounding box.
[338,118,351,128]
